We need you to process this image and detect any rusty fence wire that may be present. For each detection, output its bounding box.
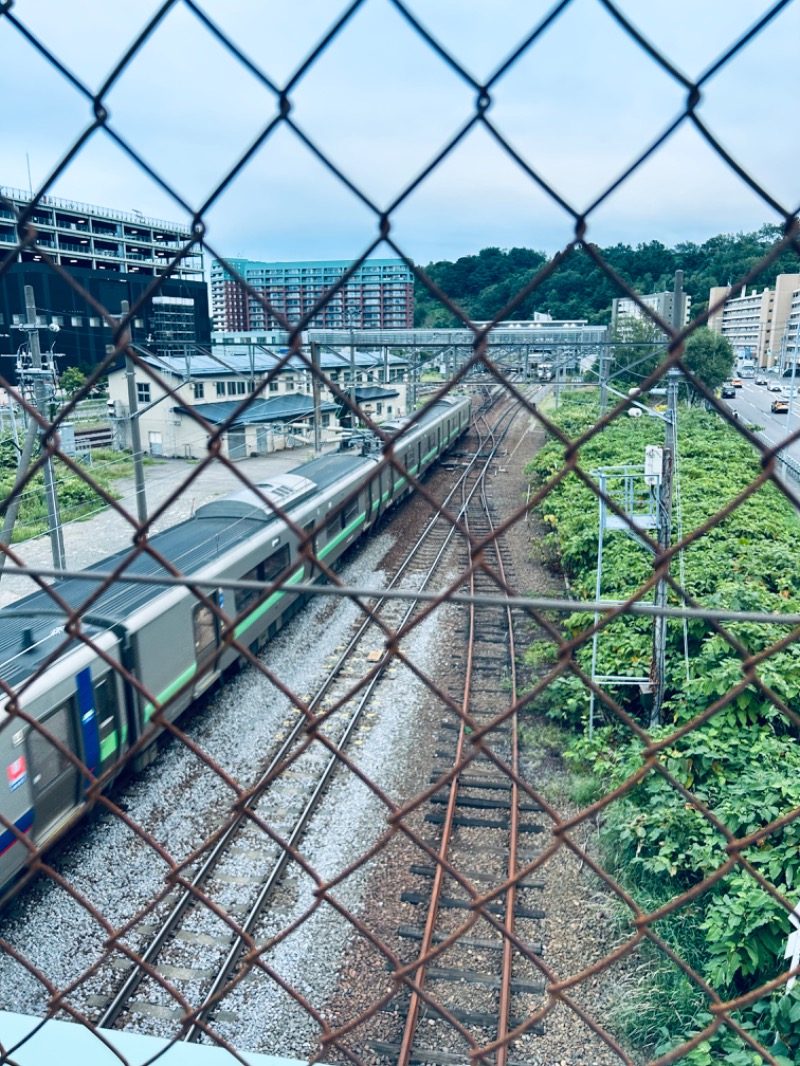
[0,1,800,1063]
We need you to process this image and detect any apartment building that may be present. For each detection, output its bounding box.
[210,258,414,332]
[0,186,210,367]
[611,289,691,334]
[708,273,800,365]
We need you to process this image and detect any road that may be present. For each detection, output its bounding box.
[724,378,800,465]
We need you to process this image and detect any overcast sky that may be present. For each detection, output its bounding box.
[1,0,798,268]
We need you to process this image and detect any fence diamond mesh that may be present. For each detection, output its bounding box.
[0,2,799,1064]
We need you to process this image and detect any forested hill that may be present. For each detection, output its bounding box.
[414,224,800,327]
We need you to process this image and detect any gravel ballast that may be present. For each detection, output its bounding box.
[0,413,636,1064]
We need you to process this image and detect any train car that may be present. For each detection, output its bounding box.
[0,396,470,897]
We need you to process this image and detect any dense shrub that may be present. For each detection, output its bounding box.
[526,395,800,1061]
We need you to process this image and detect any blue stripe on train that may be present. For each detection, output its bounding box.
[76,667,99,775]
[0,808,34,857]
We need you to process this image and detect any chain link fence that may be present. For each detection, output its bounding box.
[1,1,800,1063]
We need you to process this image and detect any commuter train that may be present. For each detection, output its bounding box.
[0,395,471,897]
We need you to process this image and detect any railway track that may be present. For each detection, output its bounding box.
[91,393,538,1045]
[372,396,547,1065]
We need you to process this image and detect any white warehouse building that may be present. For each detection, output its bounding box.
[107,348,408,460]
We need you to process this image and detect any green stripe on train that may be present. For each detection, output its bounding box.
[99,726,128,762]
[139,423,466,718]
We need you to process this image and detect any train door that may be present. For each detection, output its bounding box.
[91,670,128,775]
[193,597,220,695]
[303,521,317,580]
[27,698,81,844]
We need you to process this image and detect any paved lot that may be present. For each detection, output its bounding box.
[0,447,328,608]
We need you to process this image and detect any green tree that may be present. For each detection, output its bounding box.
[414,225,800,328]
[605,316,665,386]
[59,366,88,397]
[683,327,735,398]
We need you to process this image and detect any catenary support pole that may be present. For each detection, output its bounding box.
[27,285,66,570]
[650,367,679,727]
[310,341,321,456]
[121,301,148,525]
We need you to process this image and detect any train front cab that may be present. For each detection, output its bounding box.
[0,632,128,893]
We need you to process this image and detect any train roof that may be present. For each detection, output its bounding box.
[0,615,111,691]
[0,450,376,683]
[381,396,468,436]
[294,452,376,491]
[0,508,276,684]
[194,473,318,522]
[0,399,466,683]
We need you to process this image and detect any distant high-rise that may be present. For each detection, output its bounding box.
[0,186,210,367]
[210,257,414,332]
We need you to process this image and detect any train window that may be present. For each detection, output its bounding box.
[28,703,74,792]
[193,601,218,658]
[341,496,360,530]
[235,566,261,615]
[263,544,290,584]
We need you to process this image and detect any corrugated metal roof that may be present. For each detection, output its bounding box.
[176,394,338,427]
[354,386,399,402]
[132,350,408,380]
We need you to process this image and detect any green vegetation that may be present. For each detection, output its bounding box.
[0,444,138,541]
[524,394,800,1062]
[58,366,88,397]
[604,324,735,397]
[415,225,800,326]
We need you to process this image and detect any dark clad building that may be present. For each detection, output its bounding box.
[0,187,210,371]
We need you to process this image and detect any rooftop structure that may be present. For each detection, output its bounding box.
[0,186,203,280]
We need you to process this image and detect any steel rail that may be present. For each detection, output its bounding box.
[397,396,523,1065]
[97,396,520,1038]
[481,435,520,1066]
[182,405,515,1042]
[97,426,484,1032]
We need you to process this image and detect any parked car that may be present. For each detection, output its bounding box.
[771,399,790,413]
[721,385,736,398]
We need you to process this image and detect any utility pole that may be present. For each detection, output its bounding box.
[310,341,321,456]
[27,286,66,570]
[599,345,609,414]
[120,300,148,525]
[0,382,42,579]
[0,286,67,573]
[672,269,685,331]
